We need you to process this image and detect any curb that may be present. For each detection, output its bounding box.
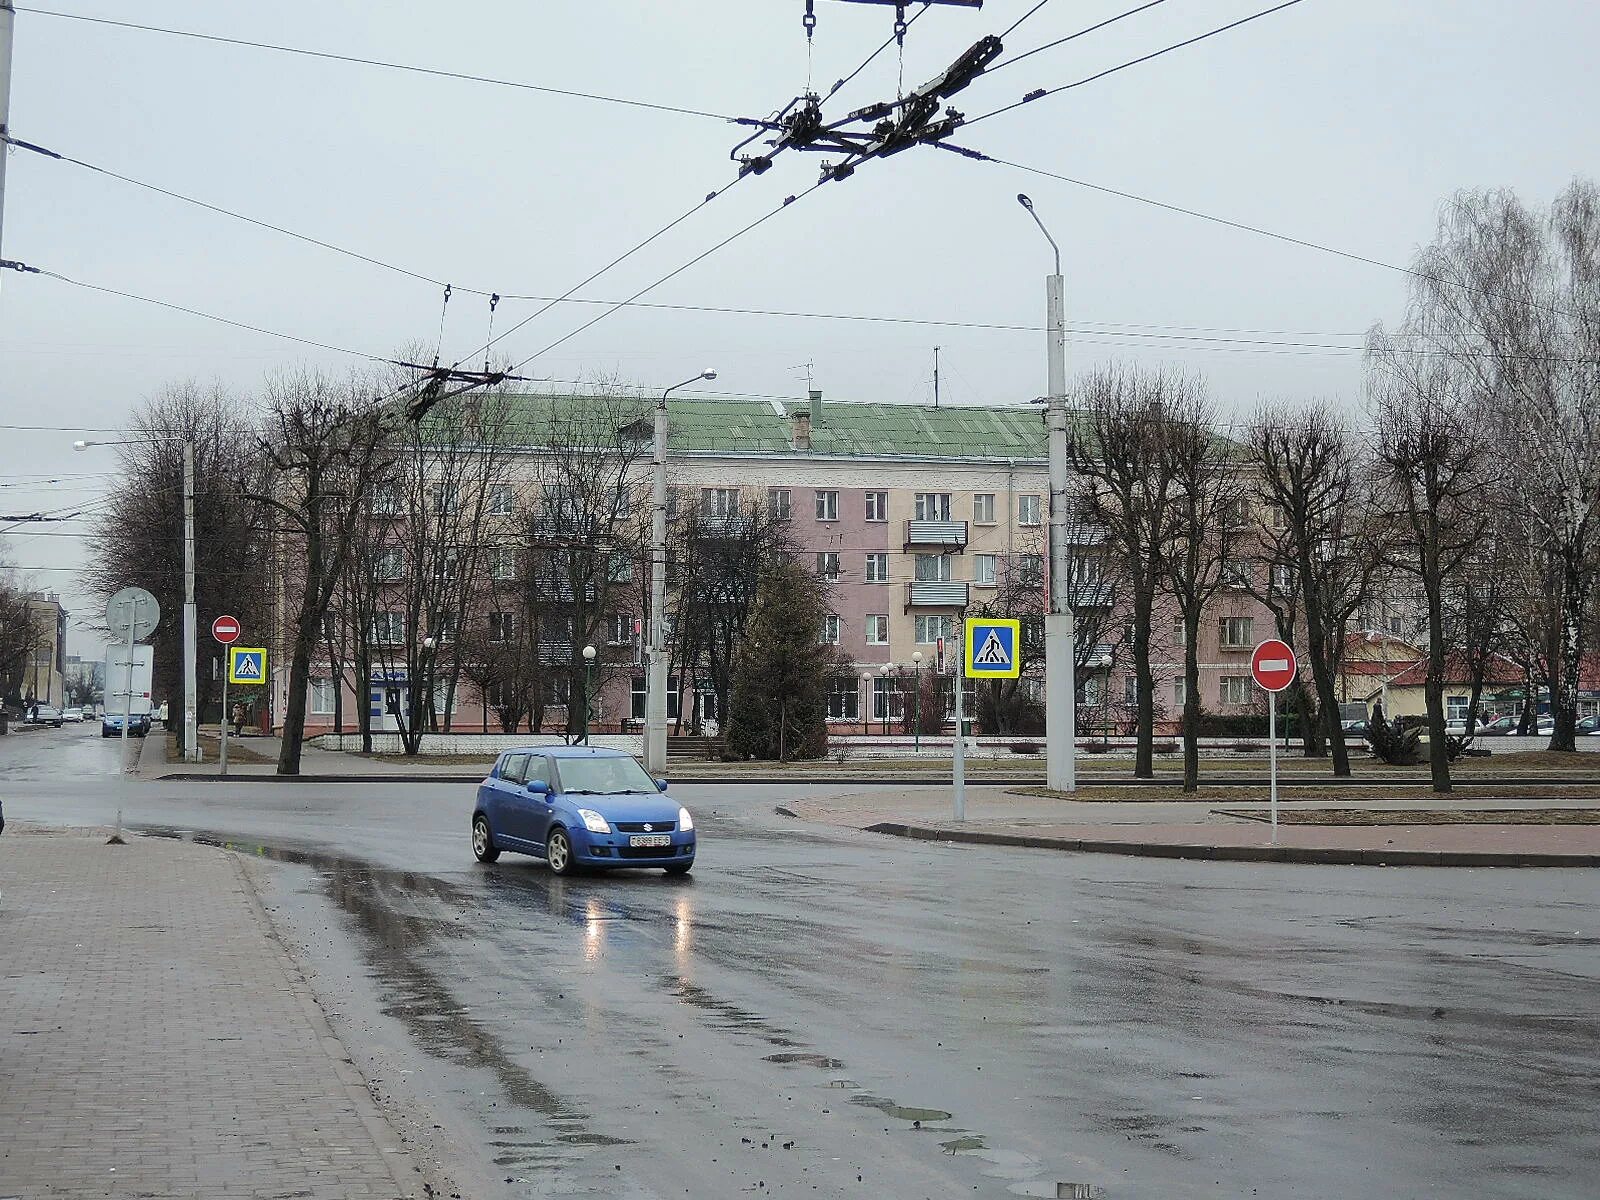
[856,820,1600,868]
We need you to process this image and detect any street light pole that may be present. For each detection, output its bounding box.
[76,434,199,762]
[1017,194,1076,794]
[582,644,597,745]
[0,2,16,276]
[860,671,871,737]
[880,662,892,735]
[646,368,717,775]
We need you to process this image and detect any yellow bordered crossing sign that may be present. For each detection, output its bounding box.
[228,646,267,685]
[964,618,1021,679]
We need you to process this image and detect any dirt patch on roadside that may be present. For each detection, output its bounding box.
[1220,807,1600,826]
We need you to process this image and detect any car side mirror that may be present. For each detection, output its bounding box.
[655,778,669,792]
[526,779,551,795]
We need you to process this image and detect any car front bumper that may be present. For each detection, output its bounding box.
[568,826,696,869]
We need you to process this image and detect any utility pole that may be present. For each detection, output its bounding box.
[1018,194,1076,793]
[645,369,717,775]
[182,440,200,762]
[0,1,16,271]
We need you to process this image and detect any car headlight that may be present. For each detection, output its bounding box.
[577,809,611,835]
[678,807,694,832]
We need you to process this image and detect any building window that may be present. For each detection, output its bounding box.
[370,612,405,645]
[819,614,841,645]
[826,677,860,720]
[488,486,514,516]
[1018,554,1045,587]
[1173,617,1187,646]
[310,677,337,715]
[1223,560,1251,589]
[865,553,889,583]
[631,676,647,720]
[1219,616,1254,649]
[607,552,633,583]
[1220,676,1252,706]
[768,488,791,520]
[608,613,633,645]
[914,492,951,521]
[815,490,839,521]
[1124,676,1139,706]
[489,546,516,581]
[546,677,571,706]
[432,686,452,719]
[432,612,457,643]
[1269,564,1294,595]
[369,484,402,516]
[1221,497,1250,528]
[873,681,905,721]
[914,554,951,582]
[1173,678,1186,708]
[1022,616,1044,652]
[1018,494,1042,526]
[1072,554,1101,583]
[430,483,458,514]
[866,614,889,644]
[700,487,740,519]
[488,611,516,643]
[816,552,841,582]
[974,554,997,585]
[1446,695,1468,722]
[914,615,949,644]
[973,493,996,524]
[1083,676,1104,707]
[865,491,888,522]
[375,548,404,581]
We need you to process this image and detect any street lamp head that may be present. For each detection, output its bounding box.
[880,662,892,675]
[72,439,91,452]
[701,368,718,381]
[1016,193,1034,211]
[422,635,435,651]
[912,651,923,664]
[1099,653,1113,668]
[582,645,597,661]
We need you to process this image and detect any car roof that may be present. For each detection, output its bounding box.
[500,745,631,760]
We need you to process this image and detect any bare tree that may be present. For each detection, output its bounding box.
[250,369,391,775]
[1248,401,1387,776]
[1369,350,1493,792]
[1068,365,1184,778]
[85,383,269,746]
[1158,380,1246,792]
[1397,181,1600,750]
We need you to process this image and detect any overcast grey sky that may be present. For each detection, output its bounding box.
[3,0,1598,655]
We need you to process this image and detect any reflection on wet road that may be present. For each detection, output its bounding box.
[5,740,1599,1198]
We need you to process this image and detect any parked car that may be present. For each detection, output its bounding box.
[101,711,151,738]
[24,705,65,728]
[62,706,84,723]
[471,746,696,876]
[1577,714,1600,736]
[1342,719,1371,739]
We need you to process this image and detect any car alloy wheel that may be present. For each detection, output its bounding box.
[547,828,573,875]
[472,815,500,863]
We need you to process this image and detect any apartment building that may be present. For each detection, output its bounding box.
[286,392,1277,737]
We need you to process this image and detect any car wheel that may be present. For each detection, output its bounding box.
[664,862,692,876]
[546,827,574,876]
[471,814,500,863]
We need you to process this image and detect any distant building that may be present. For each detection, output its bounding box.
[23,592,68,709]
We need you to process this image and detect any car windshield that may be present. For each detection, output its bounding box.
[555,755,657,795]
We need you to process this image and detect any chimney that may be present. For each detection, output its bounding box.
[809,388,823,425]
[791,409,812,452]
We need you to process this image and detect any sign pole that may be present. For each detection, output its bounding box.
[953,655,966,822]
[121,604,135,767]
[219,667,230,777]
[1269,689,1278,844]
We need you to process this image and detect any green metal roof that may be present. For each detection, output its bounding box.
[493,393,1051,462]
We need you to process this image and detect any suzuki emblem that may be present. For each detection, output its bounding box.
[643,823,653,832]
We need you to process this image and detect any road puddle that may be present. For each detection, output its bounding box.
[851,1094,953,1122]
[763,1052,845,1069]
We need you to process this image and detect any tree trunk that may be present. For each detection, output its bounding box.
[1424,583,1452,794]
[1550,549,1588,752]
[1181,611,1201,793]
[277,608,317,776]
[1131,586,1155,778]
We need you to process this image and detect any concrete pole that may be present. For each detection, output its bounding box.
[645,370,715,773]
[183,440,200,762]
[0,2,14,273]
[1019,195,1077,794]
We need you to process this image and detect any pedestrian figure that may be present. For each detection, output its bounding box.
[231,701,247,737]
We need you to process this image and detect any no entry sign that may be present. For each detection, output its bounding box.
[1251,639,1298,693]
[211,614,241,645]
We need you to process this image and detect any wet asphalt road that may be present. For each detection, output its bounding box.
[5,726,1600,1199]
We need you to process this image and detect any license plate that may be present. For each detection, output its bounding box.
[629,834,671,848]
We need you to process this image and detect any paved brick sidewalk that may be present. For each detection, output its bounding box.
[0,828,417,1198]
[782,787,1600,866]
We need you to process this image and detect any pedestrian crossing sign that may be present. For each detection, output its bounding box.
[228,646,267,685]
[965,619,1021,679]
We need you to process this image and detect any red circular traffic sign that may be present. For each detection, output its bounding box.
[211,614,241,645]
[1251,639,1298,693]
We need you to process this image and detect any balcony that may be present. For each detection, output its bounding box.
[905,581,969,609]
[1069,581,1116,610]
[904,519,968,550]
[537,641,575,665]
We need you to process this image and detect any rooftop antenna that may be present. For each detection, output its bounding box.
[932,345,941,409]
[791,359,815,391]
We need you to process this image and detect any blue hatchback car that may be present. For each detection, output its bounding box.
[471,746,696,876]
